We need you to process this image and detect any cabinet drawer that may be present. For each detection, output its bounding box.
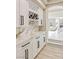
[16,47,25,58]
[16,42,30,58]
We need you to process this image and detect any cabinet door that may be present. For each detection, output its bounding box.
[16,0,29,27]
[29,40,34,58]
[16,47,33,59]
[16,42,33,59]
[24,43,33,59]
[40,33,46,48]
[39,35,43,47]
[19,0,29,27]
[35,36,40,48]
[20,0,27,15]
[42,36,46,46]
[30,39,37,58]
[16,0,20,27]
[38,7,43,26]
[16,45,25,59]
[36,39,40,54]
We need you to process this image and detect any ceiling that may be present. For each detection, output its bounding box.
[41,0,63,5]
[35,0,63,9]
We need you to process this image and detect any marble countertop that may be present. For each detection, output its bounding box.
[16,30,45,46]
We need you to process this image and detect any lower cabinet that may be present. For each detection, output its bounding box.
[42,35,46,45]
[16,42,33,59]
[30,39,37,58]
[16,32,46,59]
[16,47,25,59]
[40,33,46,48]
[36,36,41,53]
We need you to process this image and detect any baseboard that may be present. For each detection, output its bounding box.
[47,39,63,46]
[34,44,46,59]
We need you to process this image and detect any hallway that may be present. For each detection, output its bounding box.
[35,43,63,59]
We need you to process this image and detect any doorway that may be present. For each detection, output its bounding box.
[47,5,63,45]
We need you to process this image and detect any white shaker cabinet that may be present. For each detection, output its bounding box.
[42,33,46,46]
[16,42,33,59]
[36,36,40,52]
[35,35,43,54]
[30,38,37,58]
[20,0,28,15]
[16,45,25,59]
[16,32,46,59]
[20,0,29,26]
[39,33,46,50]
[16,0,29,28]
[38,7,43,26]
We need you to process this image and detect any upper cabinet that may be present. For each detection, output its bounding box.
[16,0,29,27]
[20,0,29,15]
[16,0,45,31]
[29,0,39,13]
[16,0,29,36]
[28,0,44,26]
[28,0,39,25]
[38,7,43,26]
[20,0,29,27]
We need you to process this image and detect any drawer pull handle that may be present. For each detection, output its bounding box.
[25,49,28,59]
[37,41,40,48]
[22,42,30,47]
[43,37,45,42]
